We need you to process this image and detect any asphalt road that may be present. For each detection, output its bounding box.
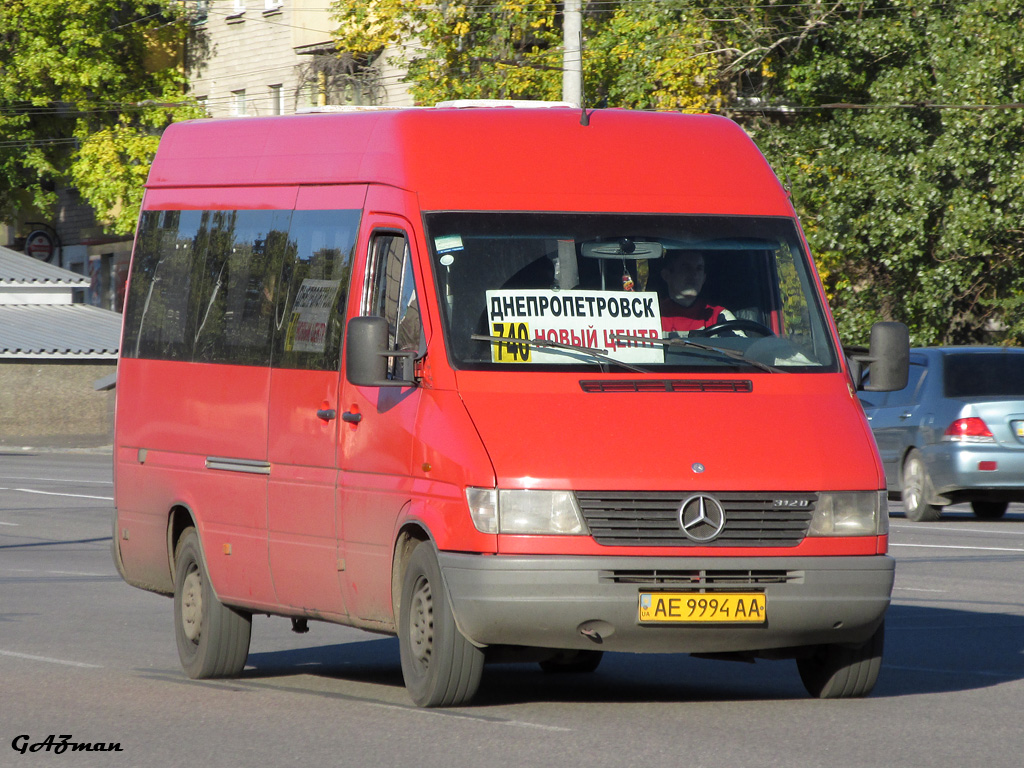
[2,451,1023,767]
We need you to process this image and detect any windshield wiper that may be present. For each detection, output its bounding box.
[471,334,651,373]
[609,334,782,373]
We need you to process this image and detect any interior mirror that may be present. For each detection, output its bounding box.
[581,239,665,259]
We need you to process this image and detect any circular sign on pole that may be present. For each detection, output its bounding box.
[25,230,55,262]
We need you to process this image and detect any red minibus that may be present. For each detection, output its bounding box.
[113,104,909,707]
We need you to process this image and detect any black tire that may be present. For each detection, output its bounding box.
[971,501,1008,520]
[901,450,943,522]
[797,621,884,699]
[539,649,604,674]
[173,527,251,679]
[398,542,484,707]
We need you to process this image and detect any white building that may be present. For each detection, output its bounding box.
[186,0,412,118]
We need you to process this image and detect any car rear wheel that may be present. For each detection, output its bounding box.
[173,527,251,679]
[398,541,484,707]
[901,451,943,522]
[971,501,1008,520]
[797,621,884,698]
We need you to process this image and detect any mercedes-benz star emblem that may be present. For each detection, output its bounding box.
[678,494,727,542]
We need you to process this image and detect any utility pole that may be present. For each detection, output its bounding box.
[563,0,582,106]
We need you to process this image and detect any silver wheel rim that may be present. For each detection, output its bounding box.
[904,458,923,511]
[409,576,434,672]
[181,566,203,643]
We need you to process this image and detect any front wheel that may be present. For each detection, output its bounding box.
[173,527,251,679]
[901,450,943,522]
[399,542,484,707]
[797,621,884,699]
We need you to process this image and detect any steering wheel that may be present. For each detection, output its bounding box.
[691,319,774,338]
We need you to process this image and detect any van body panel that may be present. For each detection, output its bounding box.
[267,366,346,615]
[490,534,883,558]
[117,359,271,462]
[143,185,300,211]
[150,111,792,217]
[455,372,880,492]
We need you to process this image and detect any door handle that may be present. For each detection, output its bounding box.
[341,411,362,424]
[899,412,912,420]
[316,409,337,421]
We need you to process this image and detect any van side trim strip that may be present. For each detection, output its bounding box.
[205,457,272,475]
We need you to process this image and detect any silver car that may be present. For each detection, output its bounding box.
[859,347,1024,521]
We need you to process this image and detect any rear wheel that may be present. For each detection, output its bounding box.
[797,621,884,699]
[901,451,943,522]
[971,501,1008,520]
[399,542,484,707]
[173,527,251,679]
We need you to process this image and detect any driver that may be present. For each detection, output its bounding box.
[658,250,735,334]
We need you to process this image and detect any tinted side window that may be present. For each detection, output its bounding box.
[364,232,423,378]
[273,209,359,371]
[122,210,198,361]
[885,362,928,407]
[192,209,292,366]
[124,207,361,368]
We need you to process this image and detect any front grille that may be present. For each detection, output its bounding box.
[601,569,802,586]
[577,491,816,547]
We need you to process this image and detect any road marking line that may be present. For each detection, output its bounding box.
[885,664,1009,679]
[0,521,17,526]
[891,524,1024,536]
[0,649,101,669]
[891,542,1024,553]
[0,487,113,501]
[0,476,112,486]
[0,569,112,577]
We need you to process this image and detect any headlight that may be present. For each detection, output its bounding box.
[807,491,888,537]
[466,488,587,535]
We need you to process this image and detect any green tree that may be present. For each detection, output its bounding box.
[0,0,202,235]
[330,1,722,111]
[332,0,1024,346]
[724,0,1024,346]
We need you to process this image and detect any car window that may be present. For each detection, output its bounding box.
[944,352,1024,398]
[885,362,928,407]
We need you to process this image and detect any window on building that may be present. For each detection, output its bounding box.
[191,0,209,24]
[269,85,284,115]
[231,89,247,116]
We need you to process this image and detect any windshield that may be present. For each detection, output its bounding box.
[426,212,838,373]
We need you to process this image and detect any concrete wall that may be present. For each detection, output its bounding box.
[0,362,116,448]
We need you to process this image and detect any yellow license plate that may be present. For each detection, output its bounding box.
[638,592,767,623]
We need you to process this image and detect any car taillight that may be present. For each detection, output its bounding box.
[942,417,996,443]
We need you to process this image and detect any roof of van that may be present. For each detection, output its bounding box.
[146,107,793,216]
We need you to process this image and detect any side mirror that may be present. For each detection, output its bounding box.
[855,322,909,392]
[346,316,418,388]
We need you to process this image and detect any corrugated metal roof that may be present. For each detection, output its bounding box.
[0,304,121,359]
[0,244,89,285]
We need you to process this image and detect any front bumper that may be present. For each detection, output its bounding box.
[440,553,894,654]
